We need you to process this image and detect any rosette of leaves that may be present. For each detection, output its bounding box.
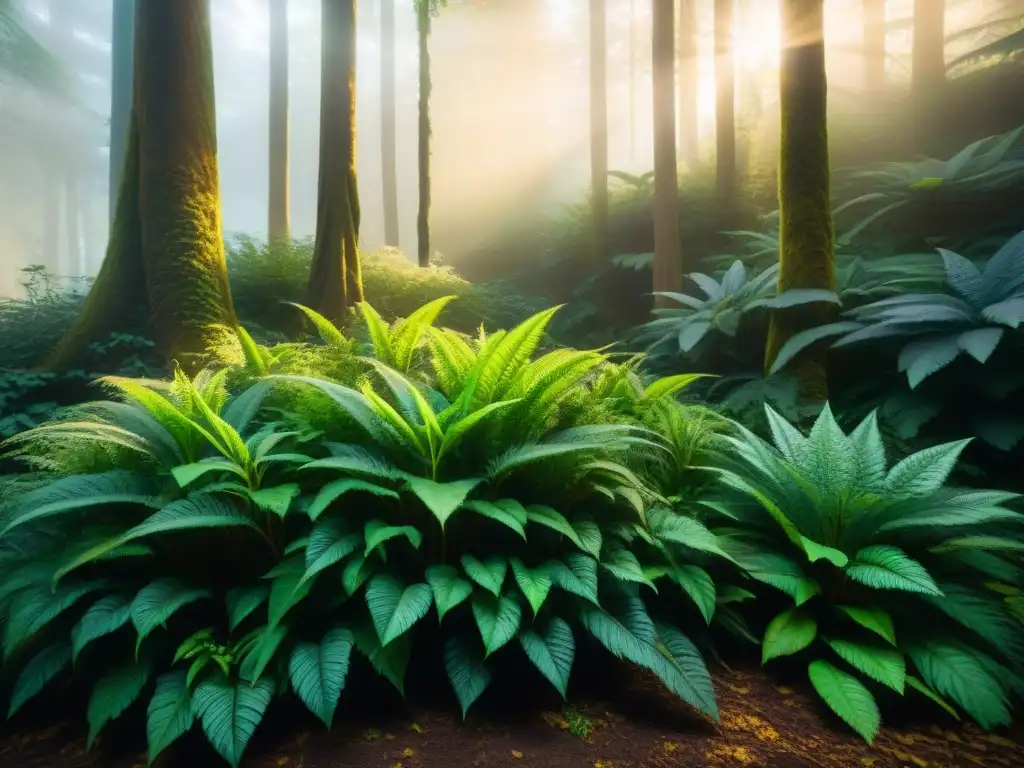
[638,260,839,361]
[701,403,1024,743]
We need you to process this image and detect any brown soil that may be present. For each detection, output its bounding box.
[0,664,1020,768]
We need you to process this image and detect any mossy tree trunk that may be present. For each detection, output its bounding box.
[652,0,683,306]
[268,0,290,244]
[47,0,236,373]
[380,0,400,248]
[309,0,363,322]
[109,0,134,226]
[764,0,836,406]
[589,0,608,268]
[676,0,699,171]
[416,0,432,268]
[714,0,736,215]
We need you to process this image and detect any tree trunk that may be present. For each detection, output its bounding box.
[380,0,400,248]
[268,0,290,244]
[48,0,236,372]
[862,0,886,93]
[309,0,363,321]
[416,0,432,268]
[64,172,81,276]
[110,0,134,226]
[676,0,699,170]
[714,0,736,214]
[764,0,836,405]
[652,0,682,305]
[589,0,608,268]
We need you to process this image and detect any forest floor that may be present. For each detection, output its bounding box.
[1,662,1021,768]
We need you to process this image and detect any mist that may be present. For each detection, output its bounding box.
[0,0,1018,297]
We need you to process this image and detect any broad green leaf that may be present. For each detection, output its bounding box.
[9,642,71,717]
[239,624,289,683]
[5,581,108,661]
[405,476,483,528]
[808,660,880,744]
[461,554,507,597]
[87,657,154,748]
[462,500,527,538]
[572,520,603,558]
[826,638,905,692]
[509,558,553,615]
[192,676,275,768]
[72,595,132,661]
[602,548,656,590]
[471,592,522,656]
[170,459,247,488]
[762,609,817,663]
[545,553,599,604]
[289,627,354,728]
[884,439,972,497]
[905,674,960,720]
[907,642,1011,729]
[131,579,210,653]
[302,520,363,586]
[365,574,434,646]
[519,616,575,698]
[342,554,377,596]
[307,478,399,521]
[526,505,587,551]
[146,671,194,765]
[247,484,301,518]
[425,565,473,622]
[648,509,731,559]
[652,623,719,720]
[800,537,849,568]
[444,635,492,718]
[672,565,716,624]
[352,623,411,695]
[846,546,942,595]
[364,519,422,556]
[266,558,314,628]
[225,585,269,633]
[837,605,896,646]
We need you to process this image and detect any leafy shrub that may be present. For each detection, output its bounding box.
[703,404,1024,742]
[0,303,723,766]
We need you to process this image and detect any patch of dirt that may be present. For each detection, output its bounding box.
[0,665,1020,768]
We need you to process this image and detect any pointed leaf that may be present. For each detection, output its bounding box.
[519,616,575,698]
[808,660,880,744]
[425,565,473,621]
[288,627,354,728]
[365,574,434,646]
[762,609,818,663]
[444,634,492,718]
[192,676,275,768]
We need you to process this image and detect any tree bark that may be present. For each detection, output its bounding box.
[110,0,134,226]
[309,0,363,321]
[676,0,699,170]
[380,0,400,247]
[416,0,432,268]
[862,0,886,93]
[268,0,290,244]
[764,0,836,405]
[589,0,608,268]
[652,0,682,305]
[714,0,736,214]
[48,0,236,372]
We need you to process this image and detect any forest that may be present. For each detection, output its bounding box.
[0,0,1023,766]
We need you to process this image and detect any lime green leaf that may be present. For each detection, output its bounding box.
[471,592,522,656]
[131,579,210,653]
[247,484,301,518]
[72,595,132,661]
[405,476,483,528]
[425,565,473,622]
[846,546,942,595]
[461,554,507,597]
[9,641,71,717]
[837,606,896,646]
[192,676,274,768]
[225,585,269,633]
[462,500,527,538]
[444,635,492,718]
[289,627,354,728]
[170,459,246,488]
[762,609,818,663]
[364,519,422,556]
[509,558,553,616]
[307,478,399,521]
[87,657,154,748]
[808,660,880,743]
[800,537,849,568]
[365,574,434,646]
[146,671,194,764]
[826,638,905,692]
[519,616,574,698]
[672,565,716,624]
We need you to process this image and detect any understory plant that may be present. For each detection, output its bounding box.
[0,302,722,766]
[702,404,1024,743]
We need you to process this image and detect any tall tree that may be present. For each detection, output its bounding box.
[380,0,399,247]
[652,0,682,305]
[714,0,736,213]
[590,0,608,267]
[109,0,134,226]
[48,0,236,371]
[764,0,836,405]
[676,0,699,170]
[309,0,363,321]
[268,0,290,243]
[415,0,443,267]
[862,0,886,92]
